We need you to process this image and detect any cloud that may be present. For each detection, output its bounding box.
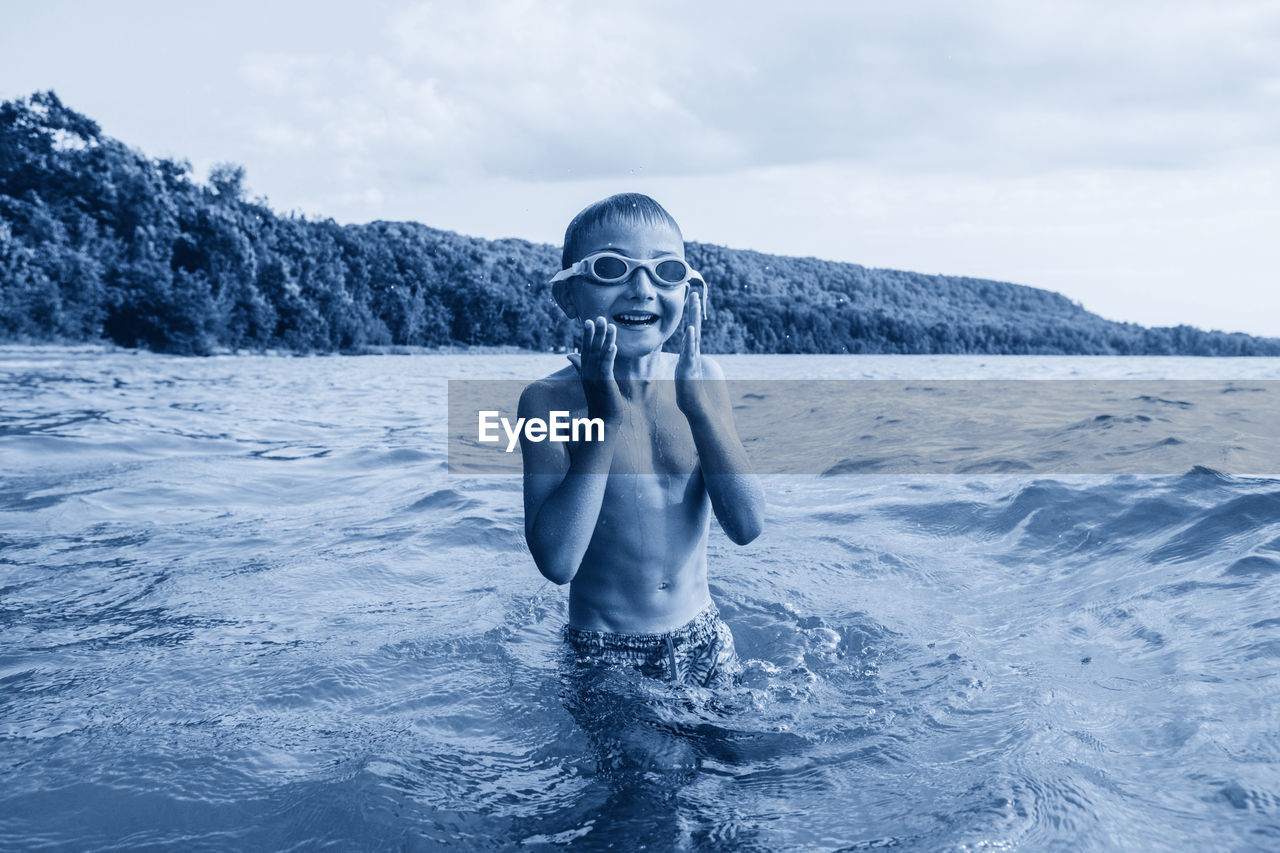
[227,0,1280,188]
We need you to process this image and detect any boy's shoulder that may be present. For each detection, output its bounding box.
[519,365,582,415]
[697,353,726,380]
[536,363,580,383]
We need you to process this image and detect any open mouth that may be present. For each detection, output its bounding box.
[613,311,659,327]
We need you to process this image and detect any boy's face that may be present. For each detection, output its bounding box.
[560,219,689,358]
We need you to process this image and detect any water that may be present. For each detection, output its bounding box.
[2,345,1279,851]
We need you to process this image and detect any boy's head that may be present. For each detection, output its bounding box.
[560,193,682,271]
[553,193,707,357]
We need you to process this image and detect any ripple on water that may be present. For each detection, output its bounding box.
[1148,491,1280,564]
[405,487,481,513]
[1224,554,1280,577]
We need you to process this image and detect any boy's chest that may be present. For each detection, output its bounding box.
[602,412,702,516]
[570,394,698,476]
[610,410,699,476]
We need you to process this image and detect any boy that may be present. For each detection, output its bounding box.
[520,193,764,689]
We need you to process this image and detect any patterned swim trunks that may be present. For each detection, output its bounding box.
[562,602,741,688]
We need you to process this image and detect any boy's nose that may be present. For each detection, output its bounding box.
[627,269,658,298]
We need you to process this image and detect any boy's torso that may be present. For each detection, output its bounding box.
[533,359,713,633]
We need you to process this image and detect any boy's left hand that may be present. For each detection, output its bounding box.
[675,291,718,419]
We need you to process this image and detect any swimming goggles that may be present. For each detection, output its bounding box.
[550,252,705,289]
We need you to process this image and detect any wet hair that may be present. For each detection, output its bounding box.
[561,193,683,269]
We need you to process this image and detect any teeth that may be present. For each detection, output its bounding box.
[614,312,657,324]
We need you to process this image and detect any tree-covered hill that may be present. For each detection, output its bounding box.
[3,91,1276,356]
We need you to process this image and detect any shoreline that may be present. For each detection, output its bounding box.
[6,339,1280,360]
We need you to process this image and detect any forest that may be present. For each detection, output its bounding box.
[3,91,1278,356]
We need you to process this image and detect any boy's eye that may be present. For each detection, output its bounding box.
[654,259,687,283]
[590,256,629,279]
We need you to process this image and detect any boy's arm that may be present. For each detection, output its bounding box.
[676,294,765,546]
[521,320,623,584]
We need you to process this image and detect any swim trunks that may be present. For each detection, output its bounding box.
[562,602,741,688]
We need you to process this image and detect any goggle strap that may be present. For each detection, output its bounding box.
[549,264,581,284]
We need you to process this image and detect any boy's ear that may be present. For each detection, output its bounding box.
[551,279,579,320]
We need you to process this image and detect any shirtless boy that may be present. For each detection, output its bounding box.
[520,193,765,688]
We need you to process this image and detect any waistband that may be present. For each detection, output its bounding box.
[563,602,721,652]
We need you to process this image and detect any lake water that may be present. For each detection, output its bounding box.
[2,345,1279,851]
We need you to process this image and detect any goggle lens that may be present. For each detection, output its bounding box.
[589,255,629,280]
[654,259,688,283]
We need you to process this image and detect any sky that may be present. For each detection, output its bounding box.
[4,0,1279,335]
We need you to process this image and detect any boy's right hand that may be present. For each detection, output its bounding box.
[566,317,624,424]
